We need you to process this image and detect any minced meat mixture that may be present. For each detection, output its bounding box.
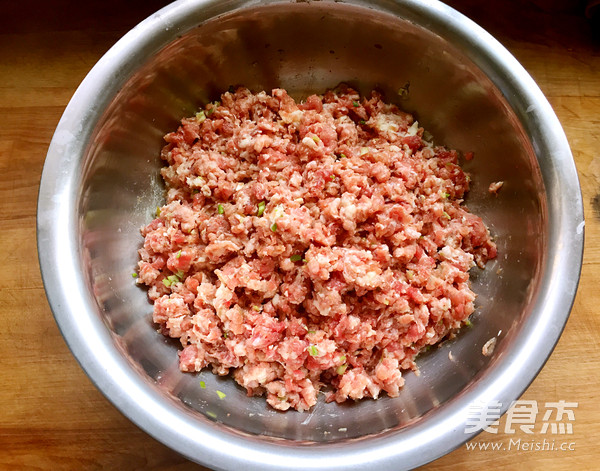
[136,85,497,411]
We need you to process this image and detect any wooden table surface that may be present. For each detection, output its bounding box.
[1,1,598,469]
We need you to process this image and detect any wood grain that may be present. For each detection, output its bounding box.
[1,1,598,469]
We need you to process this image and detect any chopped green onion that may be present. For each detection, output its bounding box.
[443,211,451,220]
[307,345,319,356]
[290,254,302,262]
[196,111,206,123]
[270,222,278,232]
[442,192,450,199]
[339,153,347,159]
[206,411,217,419]
[338,355,346,363]
[206,102,219,115]
[175,270,185,280]
[217,204,224,214]
[383,299,390,306]
[336,364,348,375]
[359,119,366,125]
[312,136,320,143]
[307,330,316,334]
[199,380,206,389]
[406,270,414,280]
[216,390,226,400]
[257,201,266,217]
[156,207,161,217]
[464,319,473,327]
[397,82,410,99]
[352,100,360,107]
[330,174,336,180]
[162,278,172,288]
[176,250,182,259]
[252,305,262,312]
[131,273,138,278]
[302,258,307,263]
[223,331,228,339]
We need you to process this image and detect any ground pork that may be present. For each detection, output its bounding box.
[136,85,497,411]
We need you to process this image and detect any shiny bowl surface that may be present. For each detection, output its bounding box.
[37,1,584,470]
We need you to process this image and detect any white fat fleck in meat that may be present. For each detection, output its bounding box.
[482,337,497,357]
[238,136,253,149]
[407,121,420,136]
[279,109,304,125]
[186,175,204,187]
[373,112,408,138]
[302,136,320,150]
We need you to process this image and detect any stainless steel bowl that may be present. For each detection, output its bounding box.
[37,1,584,469]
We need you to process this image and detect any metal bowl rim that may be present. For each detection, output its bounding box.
[36,1,584,470]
